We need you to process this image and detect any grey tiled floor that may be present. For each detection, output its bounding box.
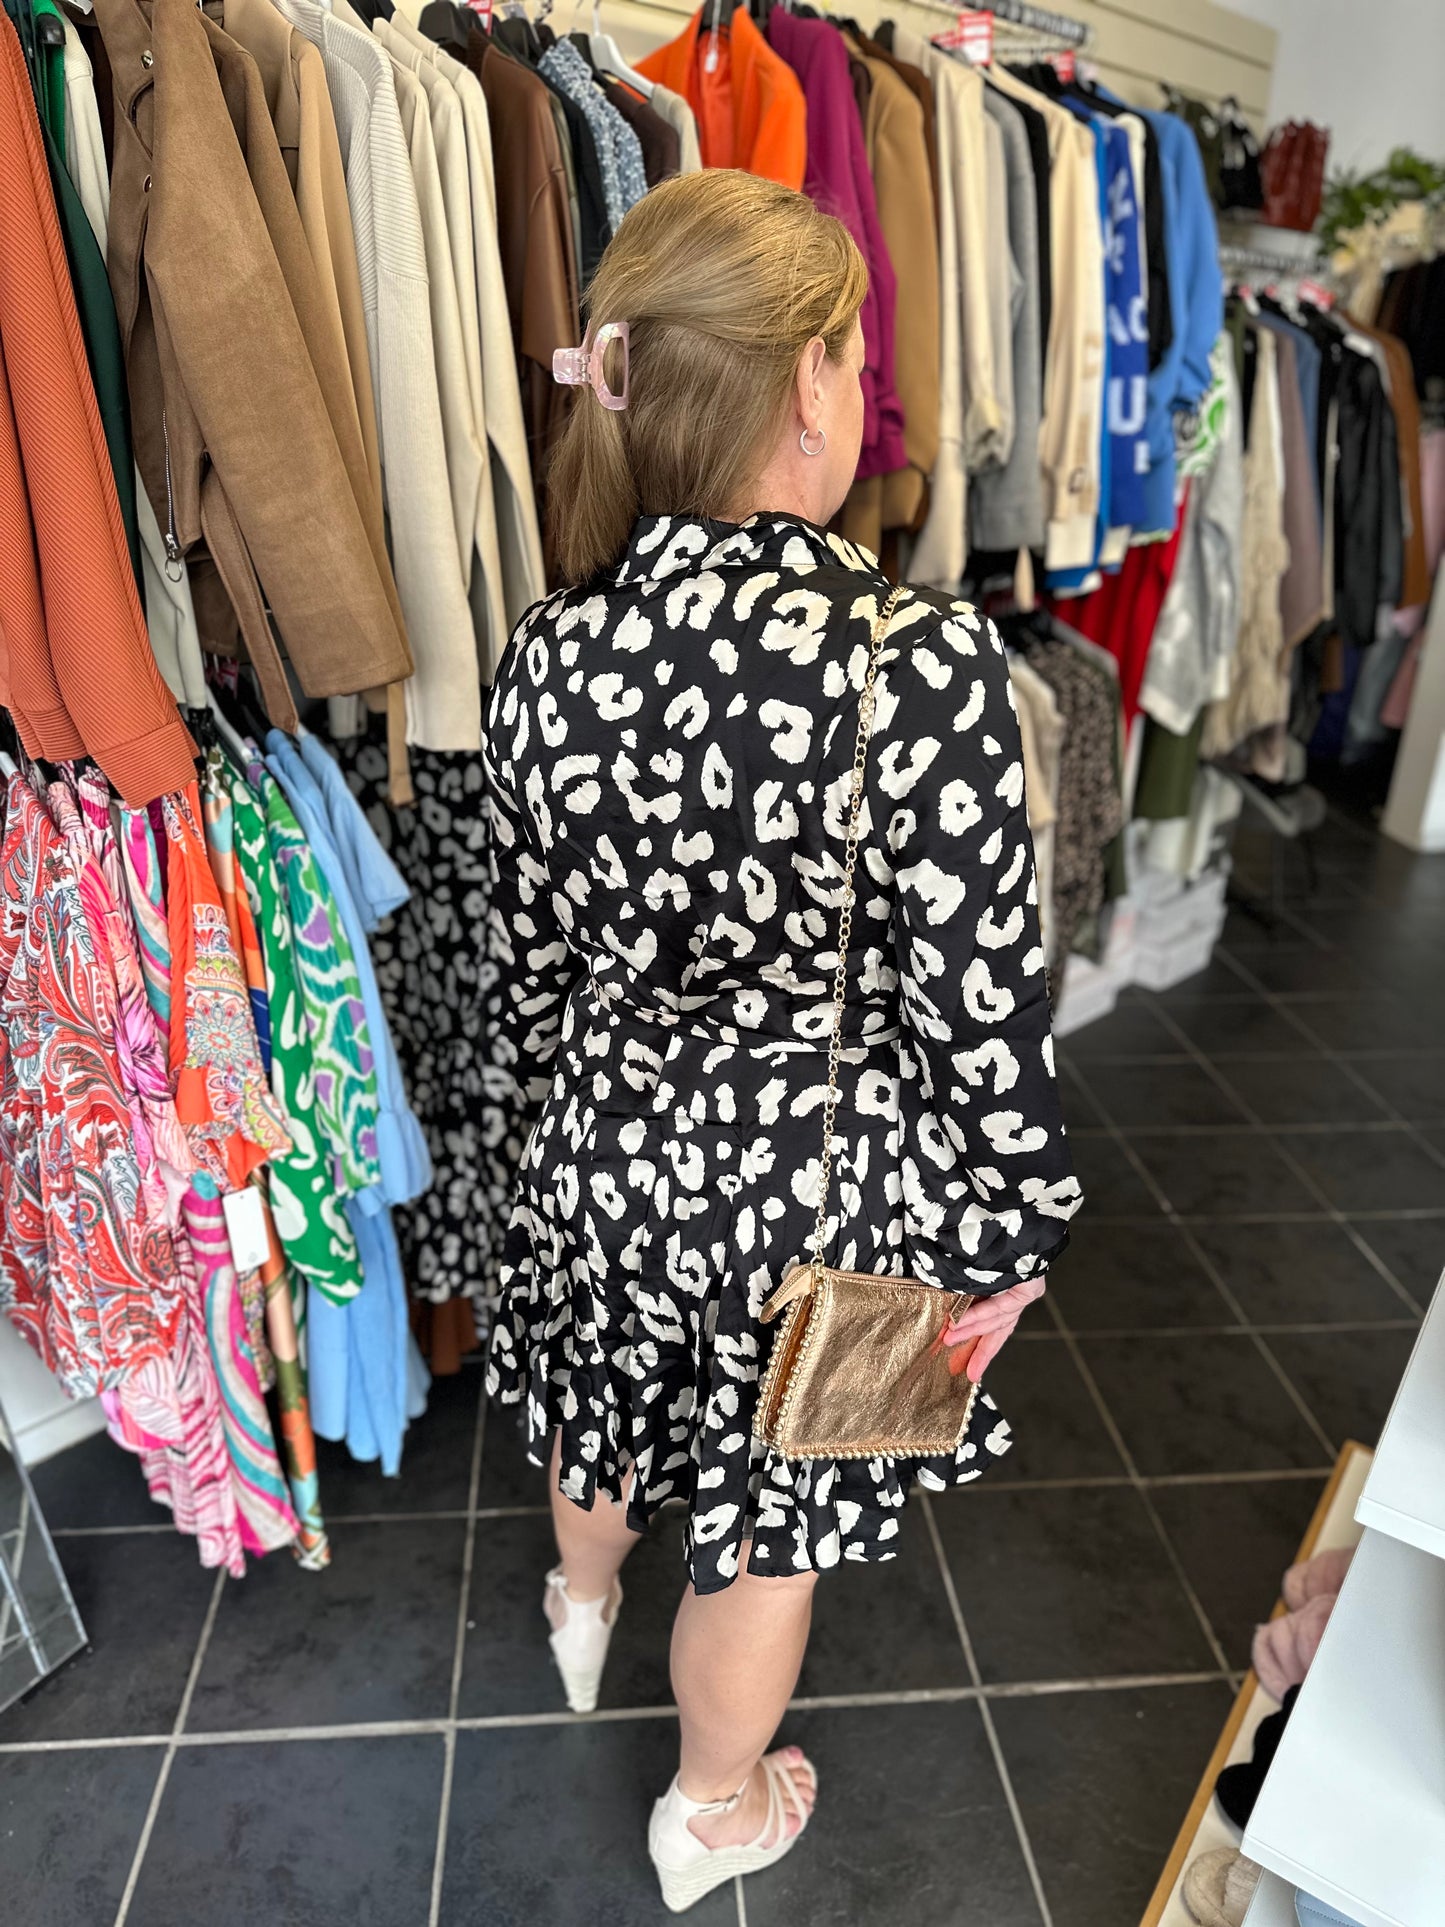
[3,810,1443,1927]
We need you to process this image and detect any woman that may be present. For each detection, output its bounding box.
[483,171,1081,1912]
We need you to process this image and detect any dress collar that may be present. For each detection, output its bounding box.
[611,512,881,588]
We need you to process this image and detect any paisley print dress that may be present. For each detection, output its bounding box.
[484,514,1082,1593]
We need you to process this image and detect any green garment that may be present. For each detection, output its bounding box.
[1134,714,1206,823]
[255,761,385,1206]
[226,760,366,1306]
[29,0,64,149]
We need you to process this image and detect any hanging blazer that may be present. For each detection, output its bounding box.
[274,0,484,750]
[841,33,938,546]
[0,10,194,803]
[766,10,905,484]
[220,0,410,689]
[389,15,544,630]
[466,25,579,560]
[92,0,414,735]
[636,6,805,189]
[222,0,383,544]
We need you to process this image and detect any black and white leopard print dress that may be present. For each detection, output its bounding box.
[483,512,1082,1593]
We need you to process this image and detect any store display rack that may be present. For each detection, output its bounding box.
[1141,1439,1373,1927]
[1242,1273,1445,1927]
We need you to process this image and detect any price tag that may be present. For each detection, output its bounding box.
[1297,278,1335,310]
[222,1186,271,1275]
[1051,48,1076,82]
[935,8,993,64]
[465,0,493,19]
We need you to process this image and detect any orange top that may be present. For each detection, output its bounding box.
[637,7,806,189]
[0,13,195,804]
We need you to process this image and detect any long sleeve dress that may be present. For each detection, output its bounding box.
[483,511,1082,1593]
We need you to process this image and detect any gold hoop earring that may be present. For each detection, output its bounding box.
[800,428,827,457]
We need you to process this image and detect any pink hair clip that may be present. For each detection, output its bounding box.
[552,320,630,410]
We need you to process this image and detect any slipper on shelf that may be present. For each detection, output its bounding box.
[1282,1545,1353,1612]
[1252,1592,1335,1702]
[1216,1685,1301,1830]
[1181,1848,1263,1927]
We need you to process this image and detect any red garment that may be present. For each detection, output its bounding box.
[0,773,182,1396]
[1045,501,1190,731]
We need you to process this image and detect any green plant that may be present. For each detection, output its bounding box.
[1320,147,1445,252]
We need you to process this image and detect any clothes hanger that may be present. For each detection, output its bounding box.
[417,0,470,54]
[699,0,731,73]
[206,666,274,749]
[581,0,654,97]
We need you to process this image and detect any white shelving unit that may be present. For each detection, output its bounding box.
[1141,1443,1371,1927]
[1245,1869,1309,1927]
[1354,1284,1445,1562]
[1240,1273,1445,1927]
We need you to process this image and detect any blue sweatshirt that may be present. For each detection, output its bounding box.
[1099,96,1223,537]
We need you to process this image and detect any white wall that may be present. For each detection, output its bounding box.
[1230,0,1445,173]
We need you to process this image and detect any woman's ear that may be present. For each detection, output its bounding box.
[795,335,829,436]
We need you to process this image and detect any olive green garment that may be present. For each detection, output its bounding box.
[1134,713,1207,823]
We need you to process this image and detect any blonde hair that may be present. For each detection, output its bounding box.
[549,170,869,584]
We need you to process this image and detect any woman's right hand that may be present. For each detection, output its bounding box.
[940,1277,1047,1382]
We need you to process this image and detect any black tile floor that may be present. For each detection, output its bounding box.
[4,808,1444,1927]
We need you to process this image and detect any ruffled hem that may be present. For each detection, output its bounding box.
[485,1306,1013,1594]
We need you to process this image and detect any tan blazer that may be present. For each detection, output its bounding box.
[383,11,544,645]
[275,0,484,750]
[376,17,511,675]
[841,35,938,549]
[225,0,380,510]
[92,0,414,729]
[895,31,998,590]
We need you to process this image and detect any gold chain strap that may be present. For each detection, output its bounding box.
[810,584,909,1273]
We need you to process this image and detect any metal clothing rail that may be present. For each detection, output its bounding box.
[896,0,1092,46]
[1219,242,1327,275]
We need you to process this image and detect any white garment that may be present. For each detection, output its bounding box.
[376,21,509,677]
[62,17,109,249]
[384,13,545,642]
[63,13,208,711]
[273,0,482,749]
[988,64,1105,573]
[896,31,998,591]
[1202,329,1289,763]
[651,80,702,174]
[1009,656,1062,963]
[1141,338,1244,736]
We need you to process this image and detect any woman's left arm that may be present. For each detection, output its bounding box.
[481,664,584,1126]
[875,598,1083,1368]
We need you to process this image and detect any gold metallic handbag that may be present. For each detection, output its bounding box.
[752,586,981,1463]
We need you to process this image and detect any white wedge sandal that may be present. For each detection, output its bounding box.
[543,1566,623,1714]
[648,1750,819,1914]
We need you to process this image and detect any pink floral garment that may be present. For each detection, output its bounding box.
[101,1207,248,1578]
[0,776,180,1393]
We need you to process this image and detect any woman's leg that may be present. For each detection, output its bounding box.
[669,1547,819,1848]
[546,1432,641,1615]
